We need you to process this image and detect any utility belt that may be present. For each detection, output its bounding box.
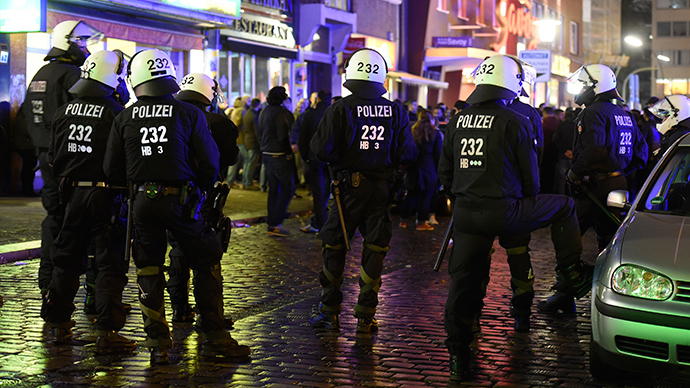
[587,170,623,182]
[334,170,365,188]
[72,181,107,188]
[137,183,182,198]
[137,181,204,221]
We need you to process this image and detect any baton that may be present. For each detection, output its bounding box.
[328,166,350,250]
[579,184,622,226]
[433,215,454,272]
[124,182,134,262]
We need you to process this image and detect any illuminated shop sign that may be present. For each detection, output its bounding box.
[225,13,295,48]
[551,54,571,77]
[152,0,241,17]
[493,0,540,52]
[432,36,473,48]
[0,0,46,33]
[245,0,293,13]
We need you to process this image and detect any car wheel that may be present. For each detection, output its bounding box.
[589,335,619,380]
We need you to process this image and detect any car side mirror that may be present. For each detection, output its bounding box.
[607,190,630,210]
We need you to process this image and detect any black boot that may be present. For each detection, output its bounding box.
[172,304,195,326]
[310,312,340,329]
[537,291,576,314]
[449,351,472,382]
[557,261,593,298]
[513,314,531,332]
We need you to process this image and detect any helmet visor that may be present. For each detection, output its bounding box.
[566,66,594,86]
[69,21,104,49]
[648,98,677,120]
[213,80,227,105]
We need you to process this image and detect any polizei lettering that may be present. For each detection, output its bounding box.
[356,105,392,118]
[65,103,104,118]
[456,114,495,129]
[614,115,633,127]
[131,105,173,119]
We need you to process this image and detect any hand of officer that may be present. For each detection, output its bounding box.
[566,169,583,197]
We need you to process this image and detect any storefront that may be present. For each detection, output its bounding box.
[9,0,242,110]
[218,2,299,105]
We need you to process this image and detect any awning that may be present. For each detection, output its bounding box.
[387,71,449,89]
[424,47,498,70]
[48,9,203,51]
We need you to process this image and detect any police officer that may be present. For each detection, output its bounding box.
[309,48,418,333]
[649,95,690,157]
[41,50,136,354]
[103,49,249,364]
[438,54,592,382]
[23,20,103,294]
[538,64,648,314]
[167,73,239,326]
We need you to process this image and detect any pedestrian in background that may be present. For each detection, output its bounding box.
[259,86,295,237]
[226,96,249,187]
[298,89,332,233]
[23,20,103,294]
[242,98,262,190]
[309,48,417,334]
[104,49,249,364]
[399,109,442,231]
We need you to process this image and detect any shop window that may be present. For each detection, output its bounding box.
[294,62,308,103]
[230,52,241,102]
[658,0,688,9]
[246,55,256,100]
[324,0,350,11]
[106,38,136,58]
[673,21,688,36]
[189,49,204,74]
[281,60,291,95]
[658,21,671,36]
[256,56,269,102]
[569,21,579,55]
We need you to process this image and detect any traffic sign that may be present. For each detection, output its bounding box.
[519,50,551,83]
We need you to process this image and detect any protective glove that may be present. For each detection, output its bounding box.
[566,169,583,197]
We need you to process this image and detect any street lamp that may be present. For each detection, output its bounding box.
[623,35,669,109]
[534,19,561,43]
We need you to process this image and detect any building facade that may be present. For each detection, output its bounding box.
[404,0,585,109]
[653,0,690,98]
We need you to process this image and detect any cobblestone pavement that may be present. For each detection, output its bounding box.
[0,195,689,387]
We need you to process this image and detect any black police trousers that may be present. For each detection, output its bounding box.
[132,192,223,346]
[37,151,64,291]
[444,194,582,354]
[167,198,224,312]
[41,187,128,332]
[317,178,392,319]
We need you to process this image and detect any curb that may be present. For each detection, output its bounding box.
[0,209,314,265]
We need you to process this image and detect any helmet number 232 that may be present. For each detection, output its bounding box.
[357,62,379,74]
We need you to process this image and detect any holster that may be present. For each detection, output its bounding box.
[180,181,204,221]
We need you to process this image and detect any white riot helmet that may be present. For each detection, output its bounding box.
[518,58,537,97]
[466,55,527,104]
[176,73,226,106]
[69,50,127,97]
[567,64,622,106]
[127,49,179,97]
[343,48,388,99]
[46,20,103,65]
[649,95,690,135]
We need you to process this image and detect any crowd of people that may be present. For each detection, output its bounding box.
[3,18,689,383]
